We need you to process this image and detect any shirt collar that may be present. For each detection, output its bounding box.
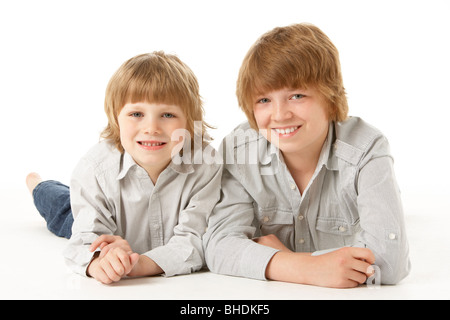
[259,138,281,165]
[117,152,138,180]
[322,121,339,171]
[116,151,195,181]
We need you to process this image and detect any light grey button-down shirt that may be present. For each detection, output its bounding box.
[203,117,411,284]
[63,140,222,277]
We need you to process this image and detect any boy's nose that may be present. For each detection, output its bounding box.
[143,118,161,135]
[272,100,293,122]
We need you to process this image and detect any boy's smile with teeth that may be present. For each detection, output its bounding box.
[273,126,301,135]
[138,141,166,147]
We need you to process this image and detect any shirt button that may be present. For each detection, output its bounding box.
[338,226,347,232]
[299,238,305,244]
[290,183,296,190]
[389,233,397,240]
[298,215,304,221]
[263,216,270,223]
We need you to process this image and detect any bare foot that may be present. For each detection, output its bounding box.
[26,172,42,195]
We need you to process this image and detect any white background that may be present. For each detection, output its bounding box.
[1,0,449,205]
[1,0,450,300]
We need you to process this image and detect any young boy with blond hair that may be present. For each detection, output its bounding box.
[27,52,221,284]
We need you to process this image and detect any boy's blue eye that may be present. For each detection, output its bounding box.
[258,98,270,104]
[163,113,175,118]
[131,112,143,117]
[291,94,305,100]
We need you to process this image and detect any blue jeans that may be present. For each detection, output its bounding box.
[33,180,74,239]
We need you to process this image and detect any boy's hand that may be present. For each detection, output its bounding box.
[310,247,376,288]
[87,248,140,284]
[90,235,133,258]
[266,246,376,288]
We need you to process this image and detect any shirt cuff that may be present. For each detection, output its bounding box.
[239,241,279,281]
[144,245,201,277]
[64,245,98,277]
[311,247,341,256]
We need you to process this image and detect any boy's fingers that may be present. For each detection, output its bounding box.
[349,269,369,285]
[128,253,140,273]
[351,247,376,264]
[130,253,140,265]
[366,265,376,277]
[90,235,105,251]
[350,250,377,282]
[126,253,141,276]
[93,268,112,285]
[111,257,126,276]
[352,259,373,278]
[99,242,109,250]
[104,248,135,277]
[116,249,133,275]
[90,235,117,251]
[101,256,122,282]
[99,245,112,259]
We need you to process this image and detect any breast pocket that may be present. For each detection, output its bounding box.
[315,217,360,249]
[315,196,361,247]
[257,208,294,245]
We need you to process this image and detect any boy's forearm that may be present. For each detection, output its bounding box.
[265,251,313,284]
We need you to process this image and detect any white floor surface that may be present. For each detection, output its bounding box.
[1,187,449,300]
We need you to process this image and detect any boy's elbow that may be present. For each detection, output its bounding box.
[203,235,220,274]
[204,245,225,275]
[381,262,411,285]
[378,248,411,285]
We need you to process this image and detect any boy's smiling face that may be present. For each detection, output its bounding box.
[118,101,187,182]
[253,87,329,158]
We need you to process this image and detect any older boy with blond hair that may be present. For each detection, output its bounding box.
[204,23,410,288]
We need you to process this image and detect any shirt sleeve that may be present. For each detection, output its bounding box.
[63,157,117,276]
[355,145,411,284]
[313,137,411,284]
[203,168,279,281]
[144,163,223,277]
